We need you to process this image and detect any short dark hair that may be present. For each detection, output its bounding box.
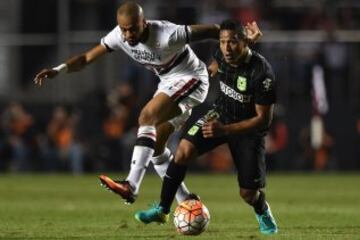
[220,19,246,39]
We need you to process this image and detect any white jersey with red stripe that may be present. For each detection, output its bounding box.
[100,20,207,82]
[101,20,209,129]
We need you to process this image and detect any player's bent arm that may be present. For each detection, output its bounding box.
[223,104,274,135]
[189,21,262,44]
[189,24,220,42]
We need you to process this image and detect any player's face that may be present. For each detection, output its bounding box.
[117,15,145,46]
[219,30,247,65]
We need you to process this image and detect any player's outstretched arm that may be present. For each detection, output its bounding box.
[189,21,262,44]
[34,44,108,86]
[188,24,220,42]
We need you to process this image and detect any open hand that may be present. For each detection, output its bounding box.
[34,69,58,86]
[245,21,262,44]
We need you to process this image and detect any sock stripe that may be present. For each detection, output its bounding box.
[135,137,156,149]
[137,132,156,141]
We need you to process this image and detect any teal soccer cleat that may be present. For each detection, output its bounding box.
[135,204,169,224]
[255,203,278,235]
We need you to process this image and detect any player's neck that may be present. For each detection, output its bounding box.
[231,47,250,67]
[140,23,149,43]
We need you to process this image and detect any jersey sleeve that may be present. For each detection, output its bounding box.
[100,26,122,52]
[254,61,276,105]
[167,22,190,48]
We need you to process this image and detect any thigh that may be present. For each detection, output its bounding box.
[157,75,209,130]
[228,134,266,190]
[143,92,182,125]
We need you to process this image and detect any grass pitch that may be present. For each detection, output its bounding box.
[0,173,359,240]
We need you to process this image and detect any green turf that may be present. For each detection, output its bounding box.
[0,173,359,240]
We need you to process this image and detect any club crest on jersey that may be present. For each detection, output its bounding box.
[188,125,200,136]
[237,76,247,91]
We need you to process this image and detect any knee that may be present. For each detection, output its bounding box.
[174,141,196,165]
[239,188,258,205]
[138,108,157,126]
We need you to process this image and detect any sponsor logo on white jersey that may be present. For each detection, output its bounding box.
[130,49,161,62]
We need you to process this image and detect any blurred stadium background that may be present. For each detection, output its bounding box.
[1,0,360,174]
[1,1,360,239]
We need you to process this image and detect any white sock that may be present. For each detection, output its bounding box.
[152,148,190,203]
[126,126,156,194]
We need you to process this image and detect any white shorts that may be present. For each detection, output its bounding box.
[154,74,209,130]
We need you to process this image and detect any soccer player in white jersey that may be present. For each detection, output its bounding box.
[34,2,262,204]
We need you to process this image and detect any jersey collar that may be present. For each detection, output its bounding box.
[245,48,252,63]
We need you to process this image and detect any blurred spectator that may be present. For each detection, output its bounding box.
[1,102,34,171]
[100,104,129,171]
[294,64,335,171]
[265,113,288,171]
[40,106,84,174]
[315,127,334,170]
[310,65,335,170]
[98,83,136,171]
[106,83,137,112]
[322,33,349,105]
[297,120,334,171]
